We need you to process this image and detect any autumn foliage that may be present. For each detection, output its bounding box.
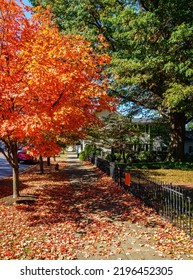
[0,0,115,197]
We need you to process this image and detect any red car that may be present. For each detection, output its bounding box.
[17,151,37,163]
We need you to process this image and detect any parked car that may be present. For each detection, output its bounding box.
[0,141,5,151]
[17,150,37,164]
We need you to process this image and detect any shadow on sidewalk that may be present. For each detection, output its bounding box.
[7,151,180,259]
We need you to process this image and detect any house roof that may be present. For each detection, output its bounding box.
[132,117,164,124]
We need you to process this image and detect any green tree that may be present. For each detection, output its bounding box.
[30,0,193,160]
[86,112,139,163]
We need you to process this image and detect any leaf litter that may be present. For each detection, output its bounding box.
[0,160,193,260]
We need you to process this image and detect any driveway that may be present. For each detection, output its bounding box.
[0,153,33,179]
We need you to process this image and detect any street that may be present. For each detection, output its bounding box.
[0,153,32,179]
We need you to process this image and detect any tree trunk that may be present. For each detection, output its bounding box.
[168,112,186,161]
[12,144,20,198]
[13,165,20,198]
[47,157,50,166]
[39,155,44,174]
[123,150,126,163]
[111,146,115,161]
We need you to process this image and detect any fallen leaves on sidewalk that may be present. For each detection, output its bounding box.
[0,161,193,260]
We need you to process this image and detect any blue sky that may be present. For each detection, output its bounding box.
[21,0,32,18]
[22,0,32,6]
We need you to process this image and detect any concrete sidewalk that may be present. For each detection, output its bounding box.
[62,151,170,260]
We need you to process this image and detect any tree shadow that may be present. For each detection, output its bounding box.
[0,178,30,200]
[16,164,153,230]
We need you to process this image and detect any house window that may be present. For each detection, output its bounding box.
[189,146,192,153]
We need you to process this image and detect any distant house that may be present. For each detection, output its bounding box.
[130,117,169,152]
[76,111,193,157]
[184,131,193,155]
[76,109,122,155]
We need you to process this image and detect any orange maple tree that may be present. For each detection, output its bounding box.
[0,0,116,198]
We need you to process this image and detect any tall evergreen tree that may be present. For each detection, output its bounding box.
[30,0,193,160]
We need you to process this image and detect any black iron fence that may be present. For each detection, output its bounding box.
[89,156,193,237]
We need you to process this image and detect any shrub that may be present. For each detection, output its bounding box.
[79,150,86,160]
[79,144,101,161]
[106,153,117,162]
[137,151,156,162]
